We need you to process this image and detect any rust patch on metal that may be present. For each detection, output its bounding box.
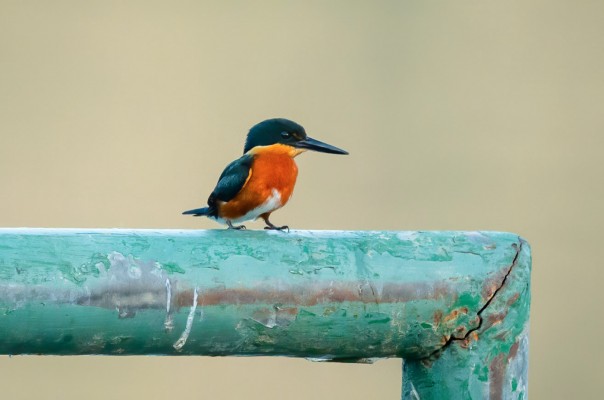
[459,331,479,349]
[489,353,506,400]
[174,280,458,308]
[380,281,455,302]
[481,243,518,302]
[433,310,443,326]
[443,307,469,323]
[493,330,510,342]
[482,268,508,301]
[486,311,508,330]
[419,240,523,362]
[508,340,520,361]
[507,292,520,306]
[469,315,481,327]
[455,325,468,337]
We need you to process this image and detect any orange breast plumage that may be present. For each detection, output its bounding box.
[218,144,300,222]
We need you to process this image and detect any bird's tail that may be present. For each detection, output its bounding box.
[182,207,212,217]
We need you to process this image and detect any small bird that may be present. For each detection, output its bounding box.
[183,118,348,230]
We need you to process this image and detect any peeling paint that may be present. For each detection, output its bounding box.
[165,278,172,314]
[402,238,530,399]
[422,240,524,360]
[164,278,174,331]
[173,287,199,351]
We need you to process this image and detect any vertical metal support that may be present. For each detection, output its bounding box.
[402,241,531,399]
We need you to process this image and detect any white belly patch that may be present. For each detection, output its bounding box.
[215,189,283,225]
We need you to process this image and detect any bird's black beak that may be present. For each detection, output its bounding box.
[294,137,349,155]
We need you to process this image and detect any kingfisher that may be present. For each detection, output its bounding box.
[182,118,348,230]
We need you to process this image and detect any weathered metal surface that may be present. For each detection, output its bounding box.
[402,239,531,399]
[0,229,529,398]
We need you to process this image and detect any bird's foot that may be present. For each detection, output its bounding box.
[226,221,246,230]
[264,225,289,232]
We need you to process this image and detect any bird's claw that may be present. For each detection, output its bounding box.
[227,222,246,230]
[264,225,289,233]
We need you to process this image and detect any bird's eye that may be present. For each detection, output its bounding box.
[281,132,291,138]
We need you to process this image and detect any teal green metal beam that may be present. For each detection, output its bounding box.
[0,229,530,399]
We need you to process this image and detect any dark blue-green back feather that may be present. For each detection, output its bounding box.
[182,154,253,217]
[211,154,254,202]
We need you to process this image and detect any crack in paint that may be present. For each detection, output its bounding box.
[422,238,524,361]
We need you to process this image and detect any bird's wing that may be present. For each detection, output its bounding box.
[209,154,254,204]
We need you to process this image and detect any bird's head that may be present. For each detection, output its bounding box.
[243,118,348,155]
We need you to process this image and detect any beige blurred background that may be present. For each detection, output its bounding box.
[1,1,602,399]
